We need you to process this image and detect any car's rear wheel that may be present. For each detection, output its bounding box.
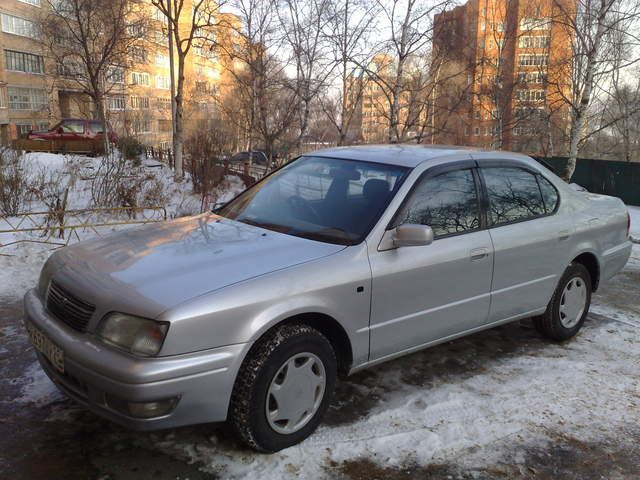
[229,324,337,452]
[534,263,591,341]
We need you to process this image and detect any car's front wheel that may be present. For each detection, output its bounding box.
[534,263,592,341]
[229,324,337,452]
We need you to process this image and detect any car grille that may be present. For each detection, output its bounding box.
[46,281,95,332]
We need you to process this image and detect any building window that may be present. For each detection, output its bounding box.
[16,123,33,136]
[520,17,551,31]
[19,0,41,5]
[129,46,147,63]
[515,107,546,119]
[156,97,171,110]
[474,127,480,136]
[56,58,84,77]
[155,53,170,67]
[106,66,125,84]
[156,75,170,89]
[4,50,44,74]
[195,81,210,93]
[1,14,38,38]
[0,88,5,108]
[518,54,548,67]
[518,36,550,49]
[464,126,470,136]
[131,72,150,86]
[130,96,149,109]
[7,87,47,110]
[107,95,126,111]
[37,121,48,131]
[132,118,152,133]
[515,89,546,102]
[517,71,547,84]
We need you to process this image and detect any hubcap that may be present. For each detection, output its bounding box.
[559,276,587,328]
[265,352,326,435]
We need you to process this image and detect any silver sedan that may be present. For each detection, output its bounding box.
[24,145,632,451]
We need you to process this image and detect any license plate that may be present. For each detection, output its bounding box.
[26,321,64,373]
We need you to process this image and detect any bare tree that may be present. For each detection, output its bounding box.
[358,0,451,143]
[218,0,298,165]
[550,0,640,180]
[320,0,377,145]
[277,0,335,150]
[40,0,146,154]
[151,0,226,178]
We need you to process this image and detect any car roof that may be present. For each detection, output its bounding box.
[310,144,532,168]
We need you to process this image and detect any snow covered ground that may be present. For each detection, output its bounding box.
[0,152,245,300]
[1,156,639,479]
[629,205,640,240]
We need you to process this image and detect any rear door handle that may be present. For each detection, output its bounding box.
[470,247,490,261]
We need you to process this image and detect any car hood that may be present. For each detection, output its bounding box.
[49,213,345,318]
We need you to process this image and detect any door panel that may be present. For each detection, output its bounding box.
[369,230,494,360]
[487,214,570,322]
[368,166,493,361]
[480,166,570,322]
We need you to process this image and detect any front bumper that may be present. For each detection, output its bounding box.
[23,288,246,430]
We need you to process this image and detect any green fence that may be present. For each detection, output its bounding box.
[534,156,640,207]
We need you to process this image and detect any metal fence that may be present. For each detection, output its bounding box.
[0,206,167,255]
[535,156,640,206]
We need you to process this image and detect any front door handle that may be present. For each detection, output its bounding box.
[558,229,571,241]
[470,247,490,261]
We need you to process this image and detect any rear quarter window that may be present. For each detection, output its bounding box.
[537,174,559,213]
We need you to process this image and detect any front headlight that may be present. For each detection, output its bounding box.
[97,313,169,356]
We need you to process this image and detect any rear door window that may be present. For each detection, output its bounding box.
[481,167,546,226]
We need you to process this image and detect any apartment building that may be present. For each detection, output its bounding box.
[0,0,54,144]
[0,0,238,148]
[348,54,429,144]
[432,0,573,154]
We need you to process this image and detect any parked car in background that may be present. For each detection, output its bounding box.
[24,146,632,453]
[229,150,269,166]
[27,118,118,144]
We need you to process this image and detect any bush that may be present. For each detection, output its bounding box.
[0,148,28,216]
[118,136,146,163]
[185,131,228,195]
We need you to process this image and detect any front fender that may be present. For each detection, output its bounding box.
[157,245,372,365]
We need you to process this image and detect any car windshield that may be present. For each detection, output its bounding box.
[218,156,409,245]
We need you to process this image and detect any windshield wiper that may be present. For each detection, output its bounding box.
[238,218,293,234]
[295,226,355,245]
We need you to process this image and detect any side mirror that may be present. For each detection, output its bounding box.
[394,224,434,247]
[57,127,64,134]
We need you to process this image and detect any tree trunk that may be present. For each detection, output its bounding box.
[173,55,185,179]
[563,0,611,181]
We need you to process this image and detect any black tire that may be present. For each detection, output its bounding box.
[534,263,592,341]
[229,323,337,452]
